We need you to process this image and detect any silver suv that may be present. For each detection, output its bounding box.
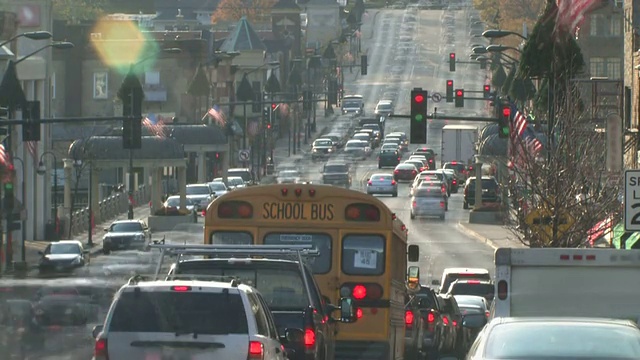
[92,278,290,360]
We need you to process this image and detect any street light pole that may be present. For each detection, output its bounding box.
[11,157,25,263]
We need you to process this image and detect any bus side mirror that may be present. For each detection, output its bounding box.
[407,266,420,294]
[408,244,419,262]
[336,297,357,323]
[92,325,104,339]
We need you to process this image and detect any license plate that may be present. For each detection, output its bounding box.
[377,187,384,191]
[55,265,64,271]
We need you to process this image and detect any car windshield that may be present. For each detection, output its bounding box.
[353,134,369,140]
[381,145,397,151]
[229,177,244,186]
[343,101,360,108]
[324,165,347,173]
[110,222,143,232]
[449,282,494,297]
[385,138,401,144]
[47,243,80,255]
[414,187,443,197]
[469,178,499,188]
[186,186,210,195]
[109,291,249,334]
[171,267,309,310]
[314,140,333,147]
[208,182,226,191]
[279,170,299,177]
[363,124,380,130]
[445,163,466,172]
[397,164,417,170]
[485,322,640,359]
[347,141,366,148]
[166,197,195,207]
[406,161,423,168]
[377,103,392,110]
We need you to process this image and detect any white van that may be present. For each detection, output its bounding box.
[342,95,365,116]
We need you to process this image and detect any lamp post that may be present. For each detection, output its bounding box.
[0,31,52,48]
[73,158,93,246]
[11,156,25,263]
[37,151,58,238]
[14,42,74,65]
[482,29,528,41]
[125,48,182,220]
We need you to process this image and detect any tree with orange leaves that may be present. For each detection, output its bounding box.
[211,0,277,25]
[473,0,545,50]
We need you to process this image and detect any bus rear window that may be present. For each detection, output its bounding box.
[342,235,385,276]
[210,231,252,245]
[264,233,332,274]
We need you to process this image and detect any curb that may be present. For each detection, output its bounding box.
[456,222,500,250]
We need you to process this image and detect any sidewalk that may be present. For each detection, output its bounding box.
[20,205,153,269]
[457,222,527,250]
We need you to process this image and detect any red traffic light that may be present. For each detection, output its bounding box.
[267,123,272,129]
[484,85,490,91]
[456,90,463,97]
[271,103,277,110]
[414,94,425,103]
[449,53,455,59]
[502,107,511,117]
[447,80,453,86]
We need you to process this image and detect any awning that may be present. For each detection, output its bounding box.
[611,223,640,249]
[587,216,615,247]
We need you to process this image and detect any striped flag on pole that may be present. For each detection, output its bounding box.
[143,113,166,139]
[26,141,38,166]
[555,0,598,34]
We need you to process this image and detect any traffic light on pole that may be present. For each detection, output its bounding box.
[446,80,454,103]
[410,89,428,144]
[361,55,368,75]
[498,104,511,138]
[22,100,41,142]
[449,53,456,72]
[122,79,143,150]
[263,107,269,119]
[3,181,14,212]
[483,85,491,98]
[454,89,464,108]
[302,91,311,112]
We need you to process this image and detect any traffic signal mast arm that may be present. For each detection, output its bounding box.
[390,114,499,122]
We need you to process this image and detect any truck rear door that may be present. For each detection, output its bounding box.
[493,248,640,320]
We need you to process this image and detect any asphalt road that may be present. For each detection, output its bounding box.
[19,6,499,359]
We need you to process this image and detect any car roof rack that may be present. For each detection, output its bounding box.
[148,244,318,304]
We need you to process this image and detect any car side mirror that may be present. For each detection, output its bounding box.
[407,244,419,262]
[336,297,357,323]
[92,324,104,339]
[431,279,441,286]
[103,228,109,232]
[37,251,43,255]
[283,328,304,343]
[83,250,90,254]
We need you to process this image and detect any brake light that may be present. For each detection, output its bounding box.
[429,159,433,163]
[249,341,263,359]
[367,180,372,185]
[559,254,596,260]
[217,201,253,219]
[309,189,316,197]
[398,157,401,161]
[412,170,417,174]
[394,170,399,174]
[440,201,445,208]
[485,310,490,318]
[201,209,206,216]
[304,329,316,347]
[451,161,457,165]
[427,312,435,323]
[497,280,508,300]
[391,180,397,185]
[94,338,108,360]
[467,280,480,284]
[171,286,191,292]
[405,310,414,325]
[412,201,417,207]
[453,320,458,326]
[442,316,450,325]
[352,285,367,300]
[452,179,457,185]
[356,308,363,318]
[345,203,381,221]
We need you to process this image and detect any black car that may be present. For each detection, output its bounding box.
[322,161,352,188]
[394,163,419,182]
[102,219,150,254]
[437,294,466,358]
[37,241,88,274]
[378,149,401,168]
[452,295,489,347]
[445,279,495,304]
[463,176,501,209]
[167,258,350,360]
[416,286,447,359]
[32,286,90,327]
[413,148,437,169]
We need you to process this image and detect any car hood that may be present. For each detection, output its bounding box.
[104,232,144,238]
[44,254,81,261]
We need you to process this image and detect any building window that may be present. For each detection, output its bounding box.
[609,16,622,36]
[589,57,622,79]
[51,72,56,99]
[93,71,108,99]
[590,14,623,36]
[145,71,160,85]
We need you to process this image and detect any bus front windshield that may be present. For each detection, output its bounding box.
[264,233,332,274]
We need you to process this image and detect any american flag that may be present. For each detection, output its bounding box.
[508,105,543,169]
[555,0,598,35]
[143,114,166,138]
[278,103,290,117]
[0,144,9,166]
[203,105,226,127]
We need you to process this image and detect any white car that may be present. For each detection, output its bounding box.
[91,279,290,360]
[185,184,213,210]
[208,181,229,198]
[367,173,398,197]
[213,176,246,190]
[344,140,371,159]
[277,170,302,184]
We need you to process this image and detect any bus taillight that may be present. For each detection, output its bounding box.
[217,201,253,219]
[295,188,303,197]
[345,203,381,221]
[309,189,316,197]
[356,308,363,319]
[281,188,289,196]
[340,283,383,301]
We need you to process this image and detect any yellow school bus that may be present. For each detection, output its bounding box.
[203,184,419,360]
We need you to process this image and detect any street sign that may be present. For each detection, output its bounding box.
[525,207,575,244]
[238,149,250,162]
[624,170,640,231]
[431,92,442,103]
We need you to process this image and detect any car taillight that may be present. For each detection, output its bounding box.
[367,180,372,185]
[94,338,108,360]
[398,157,401,161]
[201,209,206,216]
[412,170,417,175]
[429,159,433,163]
[249,341,264,359]
[453,320,458,326]
[405,310,414,325]
[485,310,490,318]
[452,179,457,185]
[391,180,397,185]
[304,329,316,347]
[427,312,435,323]
[440,201,445,208]
[412,201,417,207]
[443,316,450,326]
[394,170,399,174]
